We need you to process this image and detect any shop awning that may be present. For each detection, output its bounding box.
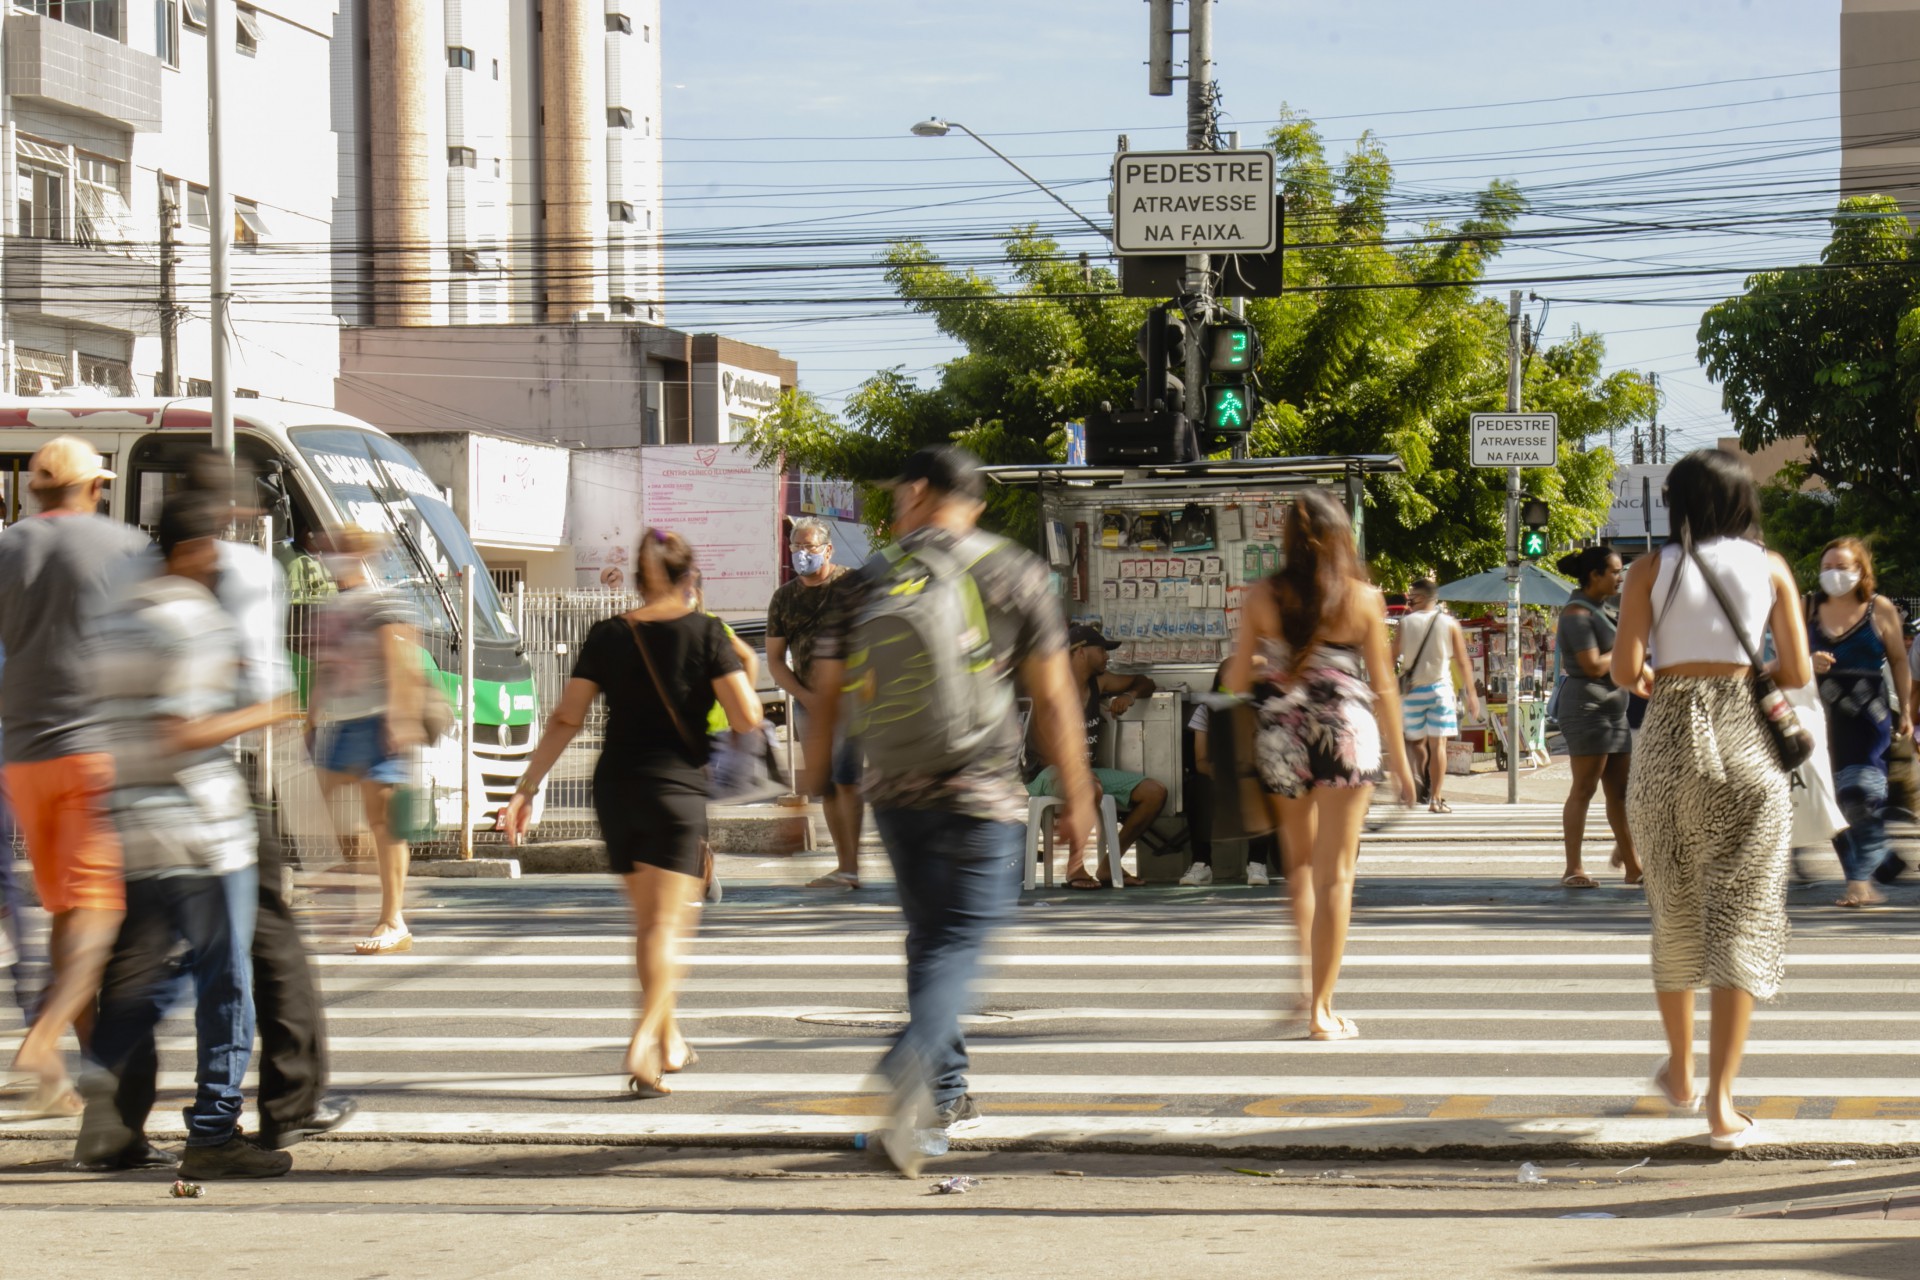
[1436,563,1575,608]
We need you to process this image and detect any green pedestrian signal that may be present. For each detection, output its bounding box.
[1519,528,1549,558]
[1519,497,1550,558]
[1205,383,1253,433]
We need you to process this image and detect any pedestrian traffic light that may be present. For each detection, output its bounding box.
[1134,304,1186,417]
[1520,498,1550,558]
[1206,321,1254,374]
[1203,382,1256,433]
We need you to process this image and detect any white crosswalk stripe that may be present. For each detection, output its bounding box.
[3,801,1916,1154]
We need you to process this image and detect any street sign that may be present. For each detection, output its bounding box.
[1469,412,1558,468]
[1112,150,1277,256]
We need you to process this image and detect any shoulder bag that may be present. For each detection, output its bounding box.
[1398,610,1442,696]
[1684,545,1815,772]
[627,615,720,894]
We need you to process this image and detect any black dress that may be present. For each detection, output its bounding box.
[570,611,742,876]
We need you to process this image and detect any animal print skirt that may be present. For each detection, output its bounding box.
[1627,675,1792,1000]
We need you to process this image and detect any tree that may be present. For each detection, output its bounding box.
[1698,195,1920,595]
[746,111,1653,581]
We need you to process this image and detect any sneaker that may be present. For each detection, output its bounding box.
[1246,863,1270,887]
[178,1133,294,1180]
[933,1093,983,1128]
[72,1135,180,1173]
[1178,863,1213,887]
[259,1096,358,1150]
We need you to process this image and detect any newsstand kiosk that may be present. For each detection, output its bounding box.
[981,454,1405,883]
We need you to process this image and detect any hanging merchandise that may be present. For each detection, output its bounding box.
[1171,503,1217,552]
[1130,510,1172,551]
[1099,510,1131,549]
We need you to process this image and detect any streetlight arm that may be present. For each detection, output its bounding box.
[947,121,1111,242]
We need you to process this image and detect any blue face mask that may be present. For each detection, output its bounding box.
[792,549,827,577]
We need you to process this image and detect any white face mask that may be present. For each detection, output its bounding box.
[1820,567,1861,598]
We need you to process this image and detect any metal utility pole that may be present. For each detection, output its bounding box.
[158,181,179,396]
[207,0,235,459]
[1182,0,1215,461]
[1649,372,1662,463]
[1505,289,1523,805]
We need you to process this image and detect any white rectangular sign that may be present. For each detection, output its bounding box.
[1112,150,1276,255]
[1470,412,1559,468]
[640,444,781,613]
[1602,463,1671,539]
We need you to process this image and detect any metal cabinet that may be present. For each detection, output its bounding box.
[1097,690,1185,816]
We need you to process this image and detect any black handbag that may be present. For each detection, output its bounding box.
[1684,544,1815,772]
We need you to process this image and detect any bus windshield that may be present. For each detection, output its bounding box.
[290,426,515,643]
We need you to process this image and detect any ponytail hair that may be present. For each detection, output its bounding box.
[636,527,696,595]
[1555,545,1617,590]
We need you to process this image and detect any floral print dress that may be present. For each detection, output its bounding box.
[1253,641,1382,798]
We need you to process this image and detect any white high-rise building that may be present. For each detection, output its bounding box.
[332,0,664,327]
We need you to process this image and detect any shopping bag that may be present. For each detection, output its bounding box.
[1784,682,1845,847]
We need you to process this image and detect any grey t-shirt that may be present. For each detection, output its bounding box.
[1557,594,1619,687]
[0,512,149,764]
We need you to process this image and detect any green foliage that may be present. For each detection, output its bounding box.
[745,112,1656,580]
[1700,195,1920,598]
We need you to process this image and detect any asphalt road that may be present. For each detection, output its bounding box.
[6,801,1920,1158]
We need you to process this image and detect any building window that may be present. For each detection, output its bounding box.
[491,58,499,79]
[645,116,652,136]
[490,566,525,596]
[608,107,633,129]
[234,201,268,248]
[16,349,68,397]
[235,2,258,54]
[643,23,650,41]
[75,152,133,247]
[156,0,179,64]
[80,356,133,395]
[605,12,630,33]
[183,0,205,29]
[608,201,635,223]
[450,248,479,273]
[18,0,119,38]
[448,45,474,70]
[449,146,477,168]
[493,157,501,177]
[236,388,259,399]
[186,183,209,230]
[15,138,70,241]
[611,296,636,317]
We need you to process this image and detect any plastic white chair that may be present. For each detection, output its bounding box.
[1025,793,1123,890]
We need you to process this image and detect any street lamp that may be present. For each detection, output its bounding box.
[908,117,1110,241]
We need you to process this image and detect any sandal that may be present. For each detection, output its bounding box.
[1427,798,1452,814]
[627,1073,671,1099]
[1650,1058,1700,1113]
[1308,1015,1361,1042]
[805,870,861,890]
[1098,872,1146,888]
[1708,1111,1772,1152]
[664,1048,699,1075]
[354,929,413,955]
[1560,873,1599,889]
[4,1079,82,1121]
[1066,874,1103,891]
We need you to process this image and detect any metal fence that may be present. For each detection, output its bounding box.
[516,588,649,841]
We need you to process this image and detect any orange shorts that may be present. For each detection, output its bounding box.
[4,754,124,914]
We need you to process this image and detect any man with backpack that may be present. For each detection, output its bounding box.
[802,446,1095,1175]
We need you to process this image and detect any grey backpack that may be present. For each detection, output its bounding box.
[842,531,1014,778]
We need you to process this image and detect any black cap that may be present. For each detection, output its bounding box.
[890,445,985,502]
[1068,624,1122,651]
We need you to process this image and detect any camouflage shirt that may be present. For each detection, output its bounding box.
[765,563,853,690]
[813,527,1067,824]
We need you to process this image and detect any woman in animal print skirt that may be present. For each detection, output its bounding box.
[1610,450,1812,1151]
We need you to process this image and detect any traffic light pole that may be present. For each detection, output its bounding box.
[1182,0,1214,461]
[1505,289,1523,806]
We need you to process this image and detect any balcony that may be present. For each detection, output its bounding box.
[5,11,163,131]
[6,236,160,334]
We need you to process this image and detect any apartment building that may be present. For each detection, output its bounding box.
[1840,0,1920,212]
[2,0,339,402]
[332,0,665,326]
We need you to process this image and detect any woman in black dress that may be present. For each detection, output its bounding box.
[502,530,762,1094]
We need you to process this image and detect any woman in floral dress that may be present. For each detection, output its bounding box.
[1225,488,1416,1040]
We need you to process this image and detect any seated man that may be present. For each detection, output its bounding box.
[1027,625,1166,889]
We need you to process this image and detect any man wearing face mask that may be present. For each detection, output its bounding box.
[767,517,865,888]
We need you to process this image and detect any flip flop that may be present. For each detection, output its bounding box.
[1560,873,1599,889]
[804,871,861,890]
[1708,1111,1772,1152]
[1308,1016,1360,1042]
[1066,874,1103,891]
[1649,1058,1701,1113]
[1098,873,1146,888]
[354,929,413,955]
[1427,799,1452,814]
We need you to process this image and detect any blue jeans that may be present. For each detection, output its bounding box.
[1834,764,1893,884]
[873,810,1023,1110]
[90,867,258,1146]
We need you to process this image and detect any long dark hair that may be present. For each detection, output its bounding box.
[1664,449,1760,551]
[1555,545,1618,594]
[1270,487,1366,669]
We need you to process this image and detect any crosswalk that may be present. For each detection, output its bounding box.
[6,801,1920,1155]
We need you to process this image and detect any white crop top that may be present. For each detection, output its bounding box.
[1648,538,1775,668]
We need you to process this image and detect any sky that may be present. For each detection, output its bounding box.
[660,0,1849,457]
